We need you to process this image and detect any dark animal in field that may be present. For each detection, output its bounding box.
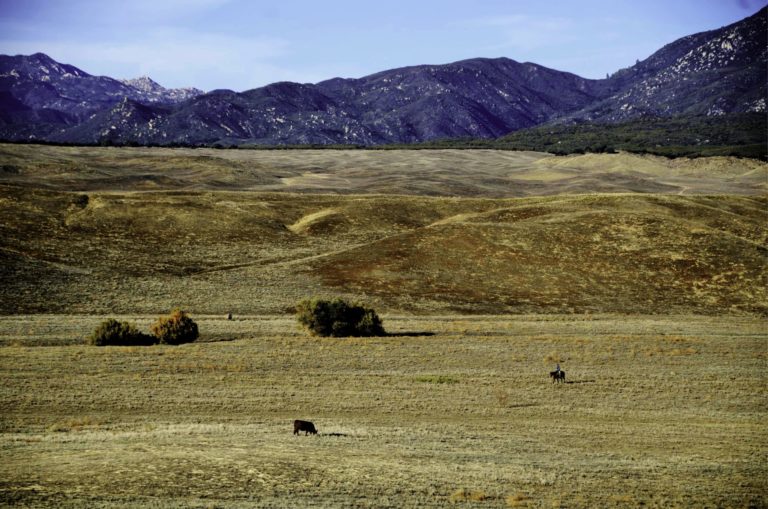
[227,313,232,320]
[294,419,317,435]
[550,370,566,383]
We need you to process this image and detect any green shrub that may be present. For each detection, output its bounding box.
[89,318,156,346]
[150,309,199,345]
[296,298,385,337]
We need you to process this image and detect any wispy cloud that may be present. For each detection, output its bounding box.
[463,14,577,52]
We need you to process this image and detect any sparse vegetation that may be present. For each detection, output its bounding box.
[296,298,384,337]
[89,318,156,346]
[150,309,199,345]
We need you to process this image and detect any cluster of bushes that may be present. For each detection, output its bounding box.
[90,309,199,346]
[90,299,384,345]
[296,298,385,337]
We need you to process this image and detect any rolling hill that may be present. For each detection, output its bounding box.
[0,145,765,316]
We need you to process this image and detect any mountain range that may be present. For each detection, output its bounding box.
[0,7,765,146]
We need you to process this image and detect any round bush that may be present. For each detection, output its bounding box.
[296,298,384,337]
[90,318,156,346]
[150,309,199,345]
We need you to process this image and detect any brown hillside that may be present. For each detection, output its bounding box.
[1,185,764,315]
[307,195,767,314]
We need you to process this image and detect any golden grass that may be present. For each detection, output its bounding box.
[1,185,765,316]
[1,144,765,196]
[506,492,532,507]
[0,314,765,507]
[0,145,766,507]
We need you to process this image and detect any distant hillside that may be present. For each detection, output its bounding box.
[0,7,764,146]
[1,143,763,196]
[376,114,766,160]
[495,114,767,159]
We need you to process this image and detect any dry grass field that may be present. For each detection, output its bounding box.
[1,314,766,508]
[0,144,766,507]
[0,144,765,196]
[1,185,765,315]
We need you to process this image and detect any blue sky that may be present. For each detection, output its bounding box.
[0,0,765,92]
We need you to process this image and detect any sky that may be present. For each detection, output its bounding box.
[0,0,765,92]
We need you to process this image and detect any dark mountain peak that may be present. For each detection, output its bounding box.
[261,81,318,94]
[205,89,237,96]
[0,51,203,132]
[27,52,56,64]
[0,52,90,80]
[28,52,69,66]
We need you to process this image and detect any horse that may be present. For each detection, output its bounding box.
[550,370,566,383]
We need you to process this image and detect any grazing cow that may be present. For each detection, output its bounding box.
[550,370,566,383]
[293,419,318,435]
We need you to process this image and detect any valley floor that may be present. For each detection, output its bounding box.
[1,146,766,507]
[1,314,765,508]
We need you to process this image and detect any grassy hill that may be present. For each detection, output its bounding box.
[0,144,765,315]
[1,185,765,315]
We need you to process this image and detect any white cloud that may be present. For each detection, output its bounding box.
[465,14,577,52]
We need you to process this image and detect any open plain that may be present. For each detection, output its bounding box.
[1,314,766,508]
[0,144,766,507]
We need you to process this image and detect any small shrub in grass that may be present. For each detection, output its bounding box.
[296,298,384,337]
[150,309,199,345]
[506,492,532,507]
[450,489,488,503]
[415,375,460,384]
[90,318,156,346]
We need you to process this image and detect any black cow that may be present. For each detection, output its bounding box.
[550,370,566,383]
[293,419,318,435]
